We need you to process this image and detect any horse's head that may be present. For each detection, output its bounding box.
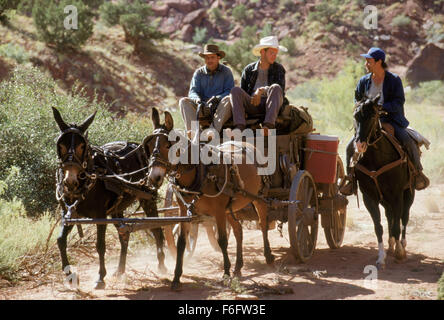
[353,94,382,153]
[143,108,175,188]
[53,107,96,194]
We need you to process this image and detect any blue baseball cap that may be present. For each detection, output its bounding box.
[360,47,386,62]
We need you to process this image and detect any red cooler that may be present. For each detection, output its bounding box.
[304,134,339,184]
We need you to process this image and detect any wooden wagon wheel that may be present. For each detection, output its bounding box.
[288,170,319,263]
[163,183,199,259]
[323,157,347,249]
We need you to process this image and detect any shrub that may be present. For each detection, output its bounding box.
[405,81,444,107]
[232,4,247,22]
[439,271,444,300]
[209,7,222,23]
[0,0,19,23]
[218,26,258,73]
[391,14,411,28]
[32,0,94,51]
[192,27,207,45]
[0,195,58,281]
[0,43,29,63]
[280,36,297,56]
[260,22,273,38]
[0,65,153,215]
[99,0,163,53]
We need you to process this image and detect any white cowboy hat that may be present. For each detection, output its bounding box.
[252,36,288,57]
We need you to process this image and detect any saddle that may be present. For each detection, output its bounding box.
[381,123,430,155]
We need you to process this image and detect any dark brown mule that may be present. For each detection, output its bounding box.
[53,107,166,289]
[143,108,274,290]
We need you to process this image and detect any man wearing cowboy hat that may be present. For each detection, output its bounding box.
[230,35,289,131]
[179,44,234,134]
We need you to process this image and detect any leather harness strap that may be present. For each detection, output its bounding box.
[355,130,407,202]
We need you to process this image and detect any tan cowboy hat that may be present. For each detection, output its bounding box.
[252,36,288,57]
[198,44,225,59]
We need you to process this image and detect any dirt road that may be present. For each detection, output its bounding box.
[2,185,443,300]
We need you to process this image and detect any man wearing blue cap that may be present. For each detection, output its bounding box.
[340,47,429,195]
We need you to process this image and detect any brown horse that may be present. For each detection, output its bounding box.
[144,108,274,290]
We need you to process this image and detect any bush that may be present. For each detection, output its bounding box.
[0,65,153,215]
[209,7,222,23]
[0,43,29,63]
[192,27,207,45]
[439,271,444,300]
[218,26,258,73]
[232,4,247,22]
[405,81,444,107]
[391,14,411,28]
[32,0,94,51]
[99,0,163,53]
[0,0,19,22]
[260,22,273,38]
[280,36,297,56]
[0,195,58,281]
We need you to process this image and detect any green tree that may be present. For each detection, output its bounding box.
[232,4,247,22]
[99,0,163,53]
[32,0,94,51]
[218,26,258,73]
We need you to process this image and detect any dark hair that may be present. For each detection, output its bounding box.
[376,59,388,70]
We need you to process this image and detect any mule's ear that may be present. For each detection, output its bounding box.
[164,111,174,131]
[52,107,69,132]
[78,111,97,133]
[152,107,160,129]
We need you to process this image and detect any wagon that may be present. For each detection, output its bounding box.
[158,111,349,262]
[64,110,348,264]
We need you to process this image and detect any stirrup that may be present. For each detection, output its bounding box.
[339,175,354,196]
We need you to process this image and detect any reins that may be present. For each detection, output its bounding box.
[353,108,407,202]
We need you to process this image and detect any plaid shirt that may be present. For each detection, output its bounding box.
[240,60,288,105]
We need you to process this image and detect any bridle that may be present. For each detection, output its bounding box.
[57,127,90,172]
[145,128,175,174]
[352,99,407,201]
[56,127,96,201]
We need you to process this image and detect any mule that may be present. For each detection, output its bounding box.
[53,107,166,289]
[351,97,414,269]
[144,108,274,290]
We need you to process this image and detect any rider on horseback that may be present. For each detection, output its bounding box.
[340,47,430,196]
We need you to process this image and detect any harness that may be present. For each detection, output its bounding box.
[352,106,410,202]
[354,131,408,201]
[56,128,154,219]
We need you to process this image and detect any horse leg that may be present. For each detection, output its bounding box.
[215,210,231,278]
[140,199,166,274]
[391,197,407,262]
[227,212,243,277]
[171,220,190,290]
[95,224,107,289]
[401,188,414,249]
[57,224,75,282]
[113,222,130,277]
[385,208,395,255]
[253,200,274,264]
[362,193,386,269]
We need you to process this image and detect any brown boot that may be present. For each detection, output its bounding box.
[415,171,430,190]
[339,175,354,196]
